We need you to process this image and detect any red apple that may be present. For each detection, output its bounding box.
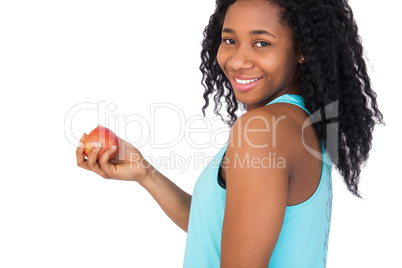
[84,125,119,161]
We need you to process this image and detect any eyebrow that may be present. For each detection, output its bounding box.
[222,28,277,39]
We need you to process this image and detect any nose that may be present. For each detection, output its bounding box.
[227,45,254,71]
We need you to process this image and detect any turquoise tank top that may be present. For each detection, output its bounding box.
[183,94,333,268]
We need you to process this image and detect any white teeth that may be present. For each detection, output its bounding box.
[234,78,259,84]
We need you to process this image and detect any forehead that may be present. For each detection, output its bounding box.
[223,0,289,35]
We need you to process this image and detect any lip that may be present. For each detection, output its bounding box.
[229,73,263,92]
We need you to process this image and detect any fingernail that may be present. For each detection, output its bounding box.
[94,142,100,148]
[110,146,117,150]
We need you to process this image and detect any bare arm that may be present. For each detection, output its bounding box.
[139,166,192,232]
[76,135,192,232]
[221,108,294,267]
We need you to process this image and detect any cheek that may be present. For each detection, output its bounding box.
[270,53,298,79]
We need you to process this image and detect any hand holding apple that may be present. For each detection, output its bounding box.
[77,128,150,182]
[83,125,119,161]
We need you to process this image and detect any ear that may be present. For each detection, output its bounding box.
[298,54,305,64]
[297,48,304,64]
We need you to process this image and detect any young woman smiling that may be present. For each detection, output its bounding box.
[77,0,383,267]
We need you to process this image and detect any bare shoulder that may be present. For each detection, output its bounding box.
[227,103,308,167]
[225,102,322,206]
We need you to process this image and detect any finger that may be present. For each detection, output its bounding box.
[98,146,118,178]
[115,138,127,160]
[76,133,89,169]
[86,142,107,177]
[86,142,100,166]
[79,133,87,147]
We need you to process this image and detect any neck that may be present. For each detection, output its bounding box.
[247,77,301,111]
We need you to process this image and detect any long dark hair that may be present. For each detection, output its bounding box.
[200,0,384,197]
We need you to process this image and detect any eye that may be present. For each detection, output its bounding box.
[223,38,236,45]
[255,41,270,47]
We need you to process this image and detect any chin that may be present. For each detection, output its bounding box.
[233,91,269,108]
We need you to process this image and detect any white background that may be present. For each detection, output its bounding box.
[0,0,400,267]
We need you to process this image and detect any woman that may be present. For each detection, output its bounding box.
[76,0,383,267]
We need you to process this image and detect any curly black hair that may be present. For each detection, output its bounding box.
[200,0,384,197]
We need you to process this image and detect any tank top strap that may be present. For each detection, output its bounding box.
[265,94,310,115]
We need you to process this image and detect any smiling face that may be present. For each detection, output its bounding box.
[217,0,303,111]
